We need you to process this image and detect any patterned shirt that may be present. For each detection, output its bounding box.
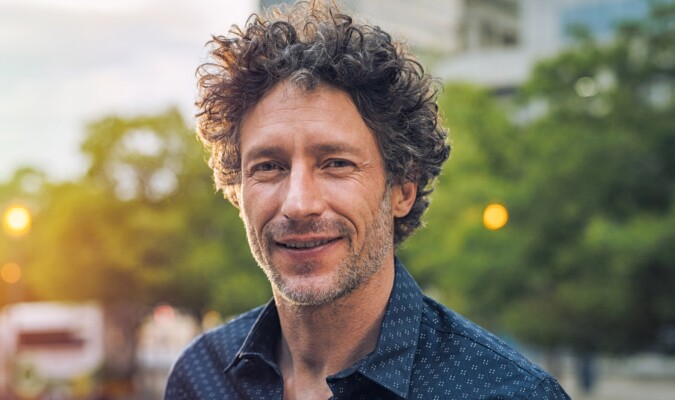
[165,259,570,399]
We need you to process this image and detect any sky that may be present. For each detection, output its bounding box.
[0,0,256,182]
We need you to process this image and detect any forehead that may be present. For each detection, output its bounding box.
[239,81,381,159]
[244,81,359,127]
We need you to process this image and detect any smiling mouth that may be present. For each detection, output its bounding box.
[278,238,339,249]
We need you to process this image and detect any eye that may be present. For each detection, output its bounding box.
[324,159,353,169]
[255,162,279,172]
[247,161,284,180]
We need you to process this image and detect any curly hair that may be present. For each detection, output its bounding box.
[196,0,450,245]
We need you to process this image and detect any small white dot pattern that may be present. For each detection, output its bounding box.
[165,259,570,399]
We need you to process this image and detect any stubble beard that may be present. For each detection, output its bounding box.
[244,191,394,307]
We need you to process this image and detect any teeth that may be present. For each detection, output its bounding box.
[284,240,330,249]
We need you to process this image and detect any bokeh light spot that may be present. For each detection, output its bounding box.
[1,263,22,284]
[153,303,175,324]
[575,76,599,97]
[3,206,32,236]
[483,203,508,230]
[202,310,223,331]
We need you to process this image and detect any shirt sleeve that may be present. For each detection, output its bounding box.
[526,377,571,400]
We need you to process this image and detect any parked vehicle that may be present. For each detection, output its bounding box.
[0,302,104,399]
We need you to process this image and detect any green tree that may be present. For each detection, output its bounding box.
[0,168,47,304]
[503,3,675,353]
[1,109,270,383]
[25,108,269,317]
[403,2,675,355]
[400,83,519,315]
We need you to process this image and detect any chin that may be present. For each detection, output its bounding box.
[275,275,356,307]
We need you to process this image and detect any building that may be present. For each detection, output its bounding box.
[439,0,649,90]
[259,0,469,56]
[259,0,650,90]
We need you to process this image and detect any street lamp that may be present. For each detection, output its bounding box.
[483,203,508,230]
[2,205,32,236]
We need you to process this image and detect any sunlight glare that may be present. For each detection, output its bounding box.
[3,205,32,236]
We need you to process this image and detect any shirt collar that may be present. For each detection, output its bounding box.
[225,298,281,373]
[341,258,424,398]
[225,258,425,398]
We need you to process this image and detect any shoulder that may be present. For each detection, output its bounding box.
[412,296,569,399]
[176,305,263,369]
[164,306,264,399]
[419,296,543,377]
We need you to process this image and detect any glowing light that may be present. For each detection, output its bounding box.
[3,206,32,236]
[1,263,22,284]
[483,203,508,230]
[153,303,175,324]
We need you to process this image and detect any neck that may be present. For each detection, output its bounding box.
[274,257,396,395]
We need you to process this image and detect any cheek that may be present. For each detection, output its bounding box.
[241,186,275,230]
[323,183,383,224]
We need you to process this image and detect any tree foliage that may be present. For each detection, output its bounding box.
[1,109,269,318]
[403,2,675,353]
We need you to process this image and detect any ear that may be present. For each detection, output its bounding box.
[224,186,241,209]
[391,180,417,218]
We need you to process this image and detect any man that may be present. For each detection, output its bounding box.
[166,1,570,399]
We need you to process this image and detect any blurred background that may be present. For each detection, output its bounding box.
[1,0,674,399]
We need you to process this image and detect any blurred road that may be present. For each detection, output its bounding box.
[559,374,675,400]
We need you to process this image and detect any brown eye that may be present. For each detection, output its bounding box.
[256,162,279,172]
[248,162,284,180]
[325,159,352,169]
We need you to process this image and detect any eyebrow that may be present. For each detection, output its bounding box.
[310,142,364,157]
[243,145,287,162]
[243,141,366,162]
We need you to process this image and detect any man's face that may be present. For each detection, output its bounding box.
[238,81,400,306]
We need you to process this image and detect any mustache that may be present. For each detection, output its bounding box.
[264,218,352,239]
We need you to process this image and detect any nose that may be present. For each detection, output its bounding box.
[281,165,325,220]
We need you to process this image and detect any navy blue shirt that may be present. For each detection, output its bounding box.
[165,260,570,399]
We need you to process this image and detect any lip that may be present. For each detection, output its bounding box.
[273,236,343,261]
[275,236,341,249]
